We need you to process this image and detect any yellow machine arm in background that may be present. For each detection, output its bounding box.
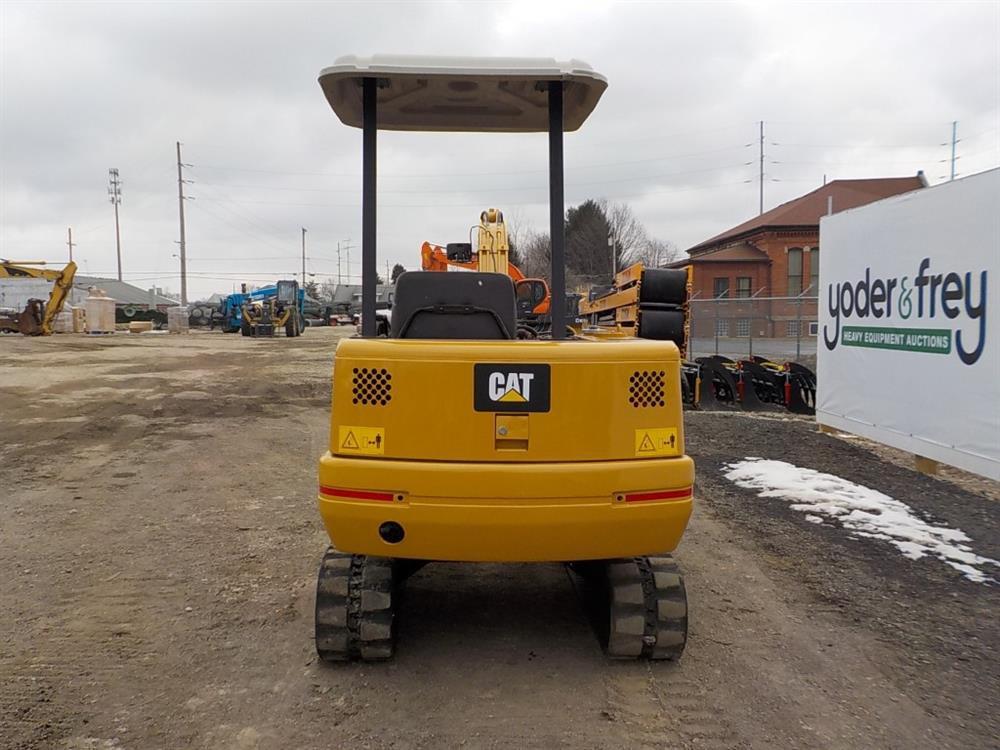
[0,260,78,335]
[475,208,509,274]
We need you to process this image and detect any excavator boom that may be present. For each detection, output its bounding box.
[419,207,554,333]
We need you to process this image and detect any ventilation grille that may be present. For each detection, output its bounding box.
[629,370,665,408]
[352,367,392,406]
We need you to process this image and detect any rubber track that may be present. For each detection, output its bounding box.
[607,556,687,660]
[314,547,395,662]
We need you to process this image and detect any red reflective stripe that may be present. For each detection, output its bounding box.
[624,487,692,503]
[319,486,394,502]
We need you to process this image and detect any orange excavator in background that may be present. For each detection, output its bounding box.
[420,208,553,336]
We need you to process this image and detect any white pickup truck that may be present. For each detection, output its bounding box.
[354,307,391,337]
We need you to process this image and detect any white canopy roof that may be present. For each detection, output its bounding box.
[318,55,607,133]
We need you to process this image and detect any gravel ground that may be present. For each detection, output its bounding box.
[1,328,997,749]
[687,411,1000,744]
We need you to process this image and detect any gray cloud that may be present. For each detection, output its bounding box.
[2,0,997,299]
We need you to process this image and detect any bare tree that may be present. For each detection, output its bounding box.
[634,238,683,268]
[519,229,551,280]
[601,200,648,268]
[502,206,527,269]
[318,280,340,303]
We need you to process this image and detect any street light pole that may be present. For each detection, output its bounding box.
[608,233,616,281]
[301,227,307,285]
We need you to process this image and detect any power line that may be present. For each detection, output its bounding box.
[192,179,303,240]
[770,158,929,166]
[771,141,944,149]
[194,162,753,196]
[192,142,753,180]
[187,200,297,257]
[192,178,754,211]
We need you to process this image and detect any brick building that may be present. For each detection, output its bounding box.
[680,174,927,339]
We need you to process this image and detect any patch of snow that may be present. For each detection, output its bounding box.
[723,458,1000,584]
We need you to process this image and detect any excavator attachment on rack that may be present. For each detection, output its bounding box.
[686,354,817,414]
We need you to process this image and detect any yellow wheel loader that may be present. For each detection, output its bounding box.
[314,56,693,661]
[0,260,77,335]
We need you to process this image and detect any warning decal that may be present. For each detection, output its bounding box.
[338,425,385,455]
[634,428,679,457]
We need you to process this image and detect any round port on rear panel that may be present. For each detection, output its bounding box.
[378,521,405,544]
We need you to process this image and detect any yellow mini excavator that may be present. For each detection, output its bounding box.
[314,56,694,661]
[0,260,77,335]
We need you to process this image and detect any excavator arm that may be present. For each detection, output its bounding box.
[418,208,552,324]
[419,242,530,282]
[0,260,78,335]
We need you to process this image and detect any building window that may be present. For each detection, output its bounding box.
[713,277,730,298]
[736,319,750,337]
[735,277,752,298]
[787,248,803,296]
[809,248,819,295]
[715,319,729,337]
[786,320,800,337]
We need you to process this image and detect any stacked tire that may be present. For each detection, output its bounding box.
[636,269,687,349]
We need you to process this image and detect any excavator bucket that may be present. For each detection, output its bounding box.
[17,299,46,336]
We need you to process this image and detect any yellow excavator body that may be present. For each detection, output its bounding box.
[317,337,692,562]
[313,55,692,662]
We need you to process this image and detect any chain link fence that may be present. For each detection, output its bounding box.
[689,295,819,365]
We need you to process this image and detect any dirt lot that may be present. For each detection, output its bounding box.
[2,328,998,750]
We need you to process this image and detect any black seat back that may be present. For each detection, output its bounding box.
[390,272,517,340]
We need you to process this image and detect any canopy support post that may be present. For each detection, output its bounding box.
[548,81,566,340]
[361,77,377,337]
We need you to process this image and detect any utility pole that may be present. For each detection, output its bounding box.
[108,168,123,280]
[66,227,75,262]
[608,233,616,281]
[301,227,307,284]
[336,239,354,285]
[385,260,390,284]
[176,142,188,305]
[950,120,958,181]
[759,120,765,215]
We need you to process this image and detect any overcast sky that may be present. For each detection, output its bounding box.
[2,0,997,300]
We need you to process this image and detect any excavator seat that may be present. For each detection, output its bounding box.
[390,271,517,340]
